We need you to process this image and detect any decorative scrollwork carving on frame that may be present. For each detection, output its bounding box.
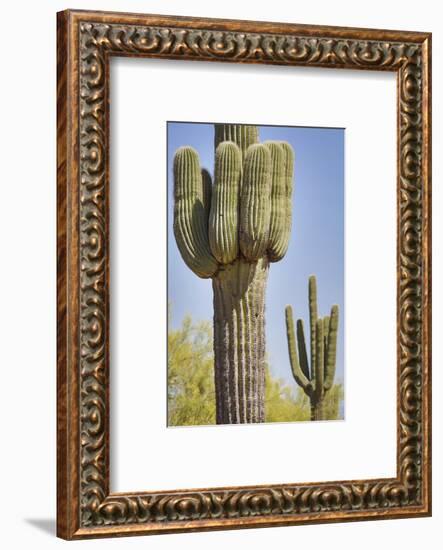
[77,19,427,529]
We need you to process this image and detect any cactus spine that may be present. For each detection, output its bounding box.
[173,124,294,424]
[285,276,339,421]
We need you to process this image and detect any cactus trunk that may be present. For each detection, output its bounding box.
[213,258,268,424]
[311,400,326,421]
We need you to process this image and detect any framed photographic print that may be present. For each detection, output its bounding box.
[57,9,432,540]
[167,121,344,427]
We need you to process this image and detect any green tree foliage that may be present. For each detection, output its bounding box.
[168,316,216,426]
[168,314,344,426]
[321,383,344,421]
[265,372,310,423]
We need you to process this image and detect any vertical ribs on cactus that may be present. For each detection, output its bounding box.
[173,124,295,424]
[285,276,339,421]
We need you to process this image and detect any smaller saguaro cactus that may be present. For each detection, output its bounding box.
[285,276,339,421]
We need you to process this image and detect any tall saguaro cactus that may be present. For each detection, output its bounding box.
[173,124,294,424]
[285,276,339,421]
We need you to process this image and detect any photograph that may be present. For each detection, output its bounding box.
[167,122,345,426]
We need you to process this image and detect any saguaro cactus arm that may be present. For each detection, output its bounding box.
[239,144,272,261]
[313,319,324,404]
[324,305,339,390]
[201,168,213,216]
[208,142,242,264]
[173,146,218,278]
[296,319,310,381]
[285,306,311,392]
[308,275,318,383]
[265,141,294,262]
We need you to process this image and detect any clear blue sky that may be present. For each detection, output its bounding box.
[167,122,344,388]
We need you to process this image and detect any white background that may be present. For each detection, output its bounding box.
[111,59,397,491]
[0,0,440,548]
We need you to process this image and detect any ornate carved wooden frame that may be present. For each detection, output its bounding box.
[57,9,432,540]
